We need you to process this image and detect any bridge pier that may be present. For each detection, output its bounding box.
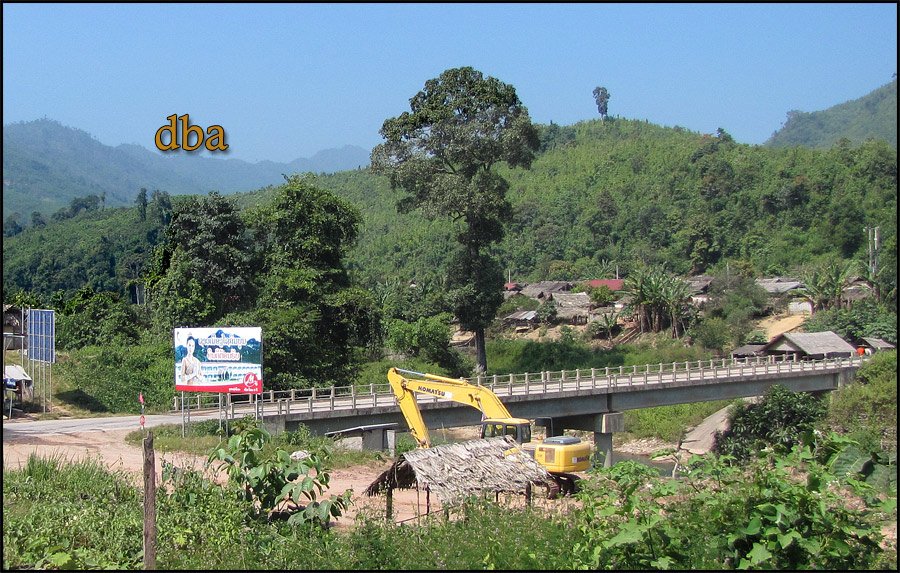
[549,412,624,468]
[593,412,624,468]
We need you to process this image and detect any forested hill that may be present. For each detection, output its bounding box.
[766,78,897,149]
[4,117,897,301]
[330,118,896,285]
[1,119,370,219]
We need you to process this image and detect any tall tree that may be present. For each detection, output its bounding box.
[30,211,46,228]
[136,188,148,222]
[593,86,611,119]
[3,214,23,237]
[249,175,376,388]
[371,66,539,373]
[150,192,254,328]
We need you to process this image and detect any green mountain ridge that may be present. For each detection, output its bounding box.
[4,116,896,303]
[765,78,897,149]
[2,119,370,219]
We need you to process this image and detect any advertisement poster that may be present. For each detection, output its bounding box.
[174,327,262,394]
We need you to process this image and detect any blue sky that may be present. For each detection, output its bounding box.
[3,3,897,163]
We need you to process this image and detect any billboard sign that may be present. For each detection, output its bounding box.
[27,309,56,363]
[174,327,262,394]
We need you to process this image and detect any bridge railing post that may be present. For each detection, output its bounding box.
[330,386,335,410]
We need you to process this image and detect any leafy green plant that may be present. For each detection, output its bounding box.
[714,384,827,461]
[208,425,351,526]
[568,446,890,570]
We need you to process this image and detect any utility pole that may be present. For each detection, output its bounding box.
[865,226,881,300]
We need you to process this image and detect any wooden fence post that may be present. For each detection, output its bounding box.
[143,431,157,570]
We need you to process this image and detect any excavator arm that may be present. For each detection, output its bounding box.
[387,367,518,448]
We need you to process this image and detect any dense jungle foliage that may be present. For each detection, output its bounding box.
[5,117,897,297]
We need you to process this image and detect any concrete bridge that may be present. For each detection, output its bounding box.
[179,355,865,464]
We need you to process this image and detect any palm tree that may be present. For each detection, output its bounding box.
[799,260,856,314]
[662,278,693,338]
[623,264,692,336]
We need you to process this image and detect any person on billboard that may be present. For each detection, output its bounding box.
[180,336,203,385]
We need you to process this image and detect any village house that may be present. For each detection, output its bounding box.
[685,275,715,306]
[503,310,539,332]
[761,331,857,360]
[519,280,572,300]
[730,343,767,360]
[858,337,895,354]
[582,278,625,292]
[755,277,809,314]
[547,292,593,325]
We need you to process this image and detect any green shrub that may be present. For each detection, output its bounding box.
[714,385,828,461]
[569,448,890,570]
[54,334,173,413]
[825,350,897,454]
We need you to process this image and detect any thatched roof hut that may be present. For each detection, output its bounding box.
[365,437,553,505]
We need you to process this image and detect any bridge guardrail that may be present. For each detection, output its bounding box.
[172,354,867,415]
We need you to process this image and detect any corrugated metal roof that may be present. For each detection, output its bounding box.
[731,343,766,357]
[756,278,803,294]
[504,310,538,321]
[585,279,625,291]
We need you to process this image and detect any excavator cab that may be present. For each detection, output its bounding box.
[480,418,532,444]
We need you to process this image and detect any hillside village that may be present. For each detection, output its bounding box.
[446,273,895,361]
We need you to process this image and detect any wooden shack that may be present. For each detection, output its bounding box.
[365,436,554,520]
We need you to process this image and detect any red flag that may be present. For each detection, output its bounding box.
[139,392,144,405]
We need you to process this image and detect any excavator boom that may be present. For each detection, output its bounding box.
[387,367,525,447]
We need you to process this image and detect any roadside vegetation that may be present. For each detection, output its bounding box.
[5,355,895,569]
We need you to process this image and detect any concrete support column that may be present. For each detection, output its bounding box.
[593,412,624,468]
[594,431,614,468]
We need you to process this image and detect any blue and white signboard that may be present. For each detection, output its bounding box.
[27,309,56,363]
[174,327,263,394]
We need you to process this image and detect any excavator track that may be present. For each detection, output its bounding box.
[547,472,580,499]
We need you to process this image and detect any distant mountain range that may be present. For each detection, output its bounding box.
[2,119,371,219]
[765,78,897,149]
[4,78,896,221]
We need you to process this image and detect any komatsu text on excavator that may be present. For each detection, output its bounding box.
[387,367,592,494]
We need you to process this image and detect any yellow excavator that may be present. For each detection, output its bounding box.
[387,367,592,495]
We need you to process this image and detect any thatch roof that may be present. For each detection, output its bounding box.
[862,337,895,350]
[365,437,553,504]
[762,331,856,358]
[520,281,572,299]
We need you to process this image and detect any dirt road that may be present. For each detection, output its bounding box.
[2,426,437,527]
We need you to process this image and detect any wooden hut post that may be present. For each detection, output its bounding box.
[525,482,532,506]
[385,486,393,521]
